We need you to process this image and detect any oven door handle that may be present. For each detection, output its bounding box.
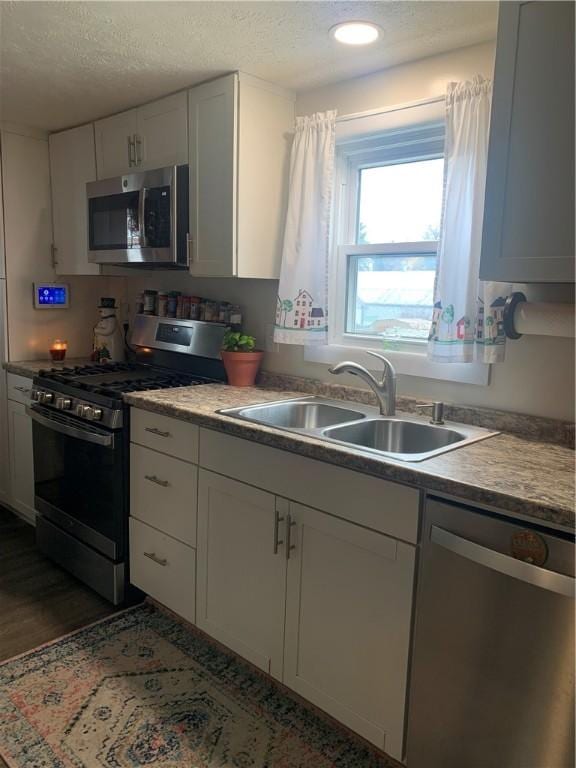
[26,406,115,448]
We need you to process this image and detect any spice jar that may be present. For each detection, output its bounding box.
[157,293,169,317]
[143,290,158,315]
[189,297,201,320]
[167,291,180,318]
[179,295,191,319]
[229,305,243,331]
[203,300,217,322]
[218,302,231,324]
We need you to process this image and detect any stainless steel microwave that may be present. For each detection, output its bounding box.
[87,165,188,268]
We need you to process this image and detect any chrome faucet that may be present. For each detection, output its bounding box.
[329,351,396,417]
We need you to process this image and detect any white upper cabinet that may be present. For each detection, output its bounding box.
[188,75,237,277]
[94,93,188,179]
[49,123,99,276]
[134,92,188,171]
[480,1,575,283]
[188,73,295,278]
[94,107,138,179]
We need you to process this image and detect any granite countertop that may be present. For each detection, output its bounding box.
[124,384,575,533]
[4,359,93,378]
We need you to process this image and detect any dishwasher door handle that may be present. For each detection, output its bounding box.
[431,525,575,598]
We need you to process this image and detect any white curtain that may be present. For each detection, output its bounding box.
[428,76,512,363]
[274,111,336,345]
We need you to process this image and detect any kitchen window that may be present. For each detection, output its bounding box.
[306,111,489,385]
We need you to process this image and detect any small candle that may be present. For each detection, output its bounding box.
[49,339,67,362]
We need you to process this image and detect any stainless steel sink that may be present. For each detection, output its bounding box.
[219,396,498,462]
[221,400,365,429]
[322,419,468,462]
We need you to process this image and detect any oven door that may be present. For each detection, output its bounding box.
[87,165,188,267]
[28,405,127,560]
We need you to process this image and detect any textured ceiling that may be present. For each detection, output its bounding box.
[0,1,497,132]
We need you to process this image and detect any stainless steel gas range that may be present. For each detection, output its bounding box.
[28,316,227,604]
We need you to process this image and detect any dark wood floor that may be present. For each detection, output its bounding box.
[0,505,118,663]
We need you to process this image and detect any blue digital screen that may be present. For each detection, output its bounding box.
[36,285,68,307]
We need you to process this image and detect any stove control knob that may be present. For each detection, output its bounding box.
[92,408,102,421]
[37,391,53,405]
[31,390,39,402]
[75,404,90,418]
[56,397,71,410]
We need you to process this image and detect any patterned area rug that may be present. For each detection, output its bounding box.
[0,602,397,767]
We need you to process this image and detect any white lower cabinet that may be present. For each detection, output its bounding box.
[129,411,417,760]
[195,469,415,759]
[196,470,287,679]
[284,503,415,758]
[130,443,197,546]
[129,517,195,624]
[7,398,35,523]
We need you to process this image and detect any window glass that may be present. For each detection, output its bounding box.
[346,253,436,340]
[356,158,444,244]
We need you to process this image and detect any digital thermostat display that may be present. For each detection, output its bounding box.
[34,283,70,309]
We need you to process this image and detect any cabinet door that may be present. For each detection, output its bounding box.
[49,124,99,276]
[0,284,8,506]
[130,517,196,624]
[0,152,5,280]
[196,469,287,678]
[7,399,35,524]
[284,503,415,759]
[135,92,188,172]
[480,1,575,283]
[188,74,237,277]
[94,108,138,179]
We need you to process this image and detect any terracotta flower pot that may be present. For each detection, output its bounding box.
[221,350,264,387]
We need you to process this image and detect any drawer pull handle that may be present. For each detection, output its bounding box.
[145,427,171,438]
[144,474,170,488]
[15,386,30,394]
[143,551,168,567]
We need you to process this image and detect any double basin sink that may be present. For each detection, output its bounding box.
[219,397,498,462]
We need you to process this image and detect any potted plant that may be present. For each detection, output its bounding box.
[221,330,264,387]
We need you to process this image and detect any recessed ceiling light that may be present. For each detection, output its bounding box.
[330,21,381,46]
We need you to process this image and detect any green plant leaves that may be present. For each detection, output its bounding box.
[222,330,256,352]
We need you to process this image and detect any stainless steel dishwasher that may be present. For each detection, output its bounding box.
[407,498,575,768]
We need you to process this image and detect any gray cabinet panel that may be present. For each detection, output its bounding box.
[481,1,574,283]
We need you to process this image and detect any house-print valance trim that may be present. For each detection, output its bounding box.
[275,289,328,345]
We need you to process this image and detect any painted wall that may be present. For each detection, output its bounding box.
[0,128,125,361]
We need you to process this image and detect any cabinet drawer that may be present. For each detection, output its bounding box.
[131,408,198,463]
[130,444,197,546]
[199,428,420,543]
[7,373,33,405]
[129,517,195,624]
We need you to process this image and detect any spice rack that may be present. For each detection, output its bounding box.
[136,290,242,328]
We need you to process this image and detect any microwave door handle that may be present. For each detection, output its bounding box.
[139,188,148,247]
[26,406,114,449]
